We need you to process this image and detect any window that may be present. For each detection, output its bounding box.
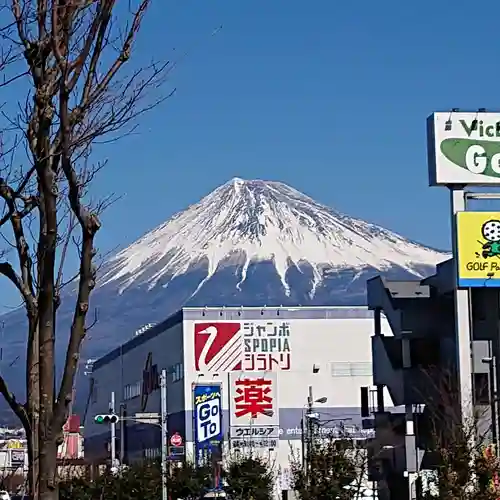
[171,363,184,383]
[124,380,141,401]
[330,362,372,377]
[410,338,440,367]
[144,448,160,460]
[474,372,490,405]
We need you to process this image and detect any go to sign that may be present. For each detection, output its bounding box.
[195,398,221,444]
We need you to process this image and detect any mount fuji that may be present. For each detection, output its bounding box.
[0,178,448,419]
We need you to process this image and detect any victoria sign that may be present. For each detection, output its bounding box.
[427,111,500,186]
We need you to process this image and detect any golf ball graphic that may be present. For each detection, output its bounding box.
[482,220,500,242]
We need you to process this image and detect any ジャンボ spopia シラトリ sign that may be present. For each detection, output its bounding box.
[456,211,500,288]
[229,372,279,446]
[427,112,500,186]
[194,322,291,373]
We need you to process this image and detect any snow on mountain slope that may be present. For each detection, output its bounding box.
[99,178,448,295]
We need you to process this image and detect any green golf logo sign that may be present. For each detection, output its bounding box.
[428,112,500,186]
[441,120,500,177]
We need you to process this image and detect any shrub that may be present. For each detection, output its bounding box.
[223,455,274,500]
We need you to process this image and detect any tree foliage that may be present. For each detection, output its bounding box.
[223,455,274,500]
[58,460,212,500]
[290,437,366,500]
[167,461,212,500]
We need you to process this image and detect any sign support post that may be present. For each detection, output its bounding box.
[110,392,117,469]
[450,187,475,427]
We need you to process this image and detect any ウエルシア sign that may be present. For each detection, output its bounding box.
[456,211,500,287]
[427,112,500,185]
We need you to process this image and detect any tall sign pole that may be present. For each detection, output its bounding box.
[427,110,500,453]
[449,186,474,424]
[427,111,480,425]
[161,369,168,500]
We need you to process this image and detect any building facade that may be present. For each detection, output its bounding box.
[367,258,497,499]
[85,306,390,494]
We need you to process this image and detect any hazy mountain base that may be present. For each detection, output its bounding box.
[0,259,434,424]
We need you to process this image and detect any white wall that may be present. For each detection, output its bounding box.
[182,308,392,473]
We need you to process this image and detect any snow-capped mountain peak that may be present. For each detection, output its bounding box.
[99,178,448,295]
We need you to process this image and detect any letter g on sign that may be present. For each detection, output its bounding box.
[196,399,221,443]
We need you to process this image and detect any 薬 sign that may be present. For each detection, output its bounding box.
[229,371,279,448]
[428,112,500,186]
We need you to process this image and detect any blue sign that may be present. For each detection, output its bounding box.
[193,383,223,467]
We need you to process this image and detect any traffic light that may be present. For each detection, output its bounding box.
[94,414,119,424]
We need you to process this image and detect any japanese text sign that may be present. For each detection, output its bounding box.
[229,372,278,427]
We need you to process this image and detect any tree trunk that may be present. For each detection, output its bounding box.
[38,439,58,500]
[27,319,39,498]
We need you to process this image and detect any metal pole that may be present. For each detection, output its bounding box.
[227,372,233,453]
[450,187,474,427]
[120,403,126,466]
[161,369,168,500]
[306,385,313,480]
[110,392,116,468]
[490,357,499,449]
[301,416,305,469]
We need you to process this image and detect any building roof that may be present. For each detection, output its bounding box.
[91,306,376,371]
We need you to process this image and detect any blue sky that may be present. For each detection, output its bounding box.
[91,0,500,254]
[2,0,500,309]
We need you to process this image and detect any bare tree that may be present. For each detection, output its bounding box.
[0,0,169,498]
[417,366,500,499]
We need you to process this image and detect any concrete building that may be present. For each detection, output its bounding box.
[367,258,498,499]
[84,306,390,496]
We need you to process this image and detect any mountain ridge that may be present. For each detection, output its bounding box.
[99,177,447,296]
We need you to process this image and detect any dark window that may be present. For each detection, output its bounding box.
[410,338,440,367]
[474,372,490,405]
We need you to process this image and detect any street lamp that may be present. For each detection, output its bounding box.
[303,389,327,473]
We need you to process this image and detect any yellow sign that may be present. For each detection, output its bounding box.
[457,211,500,287]
[6,440,22,449]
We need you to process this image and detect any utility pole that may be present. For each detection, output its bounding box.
[110,392,117,469]
[161,369,168,500]
[120,402,126,466]
[306,385,313,480]
[300,417,305,469]
[492,355,499,451]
